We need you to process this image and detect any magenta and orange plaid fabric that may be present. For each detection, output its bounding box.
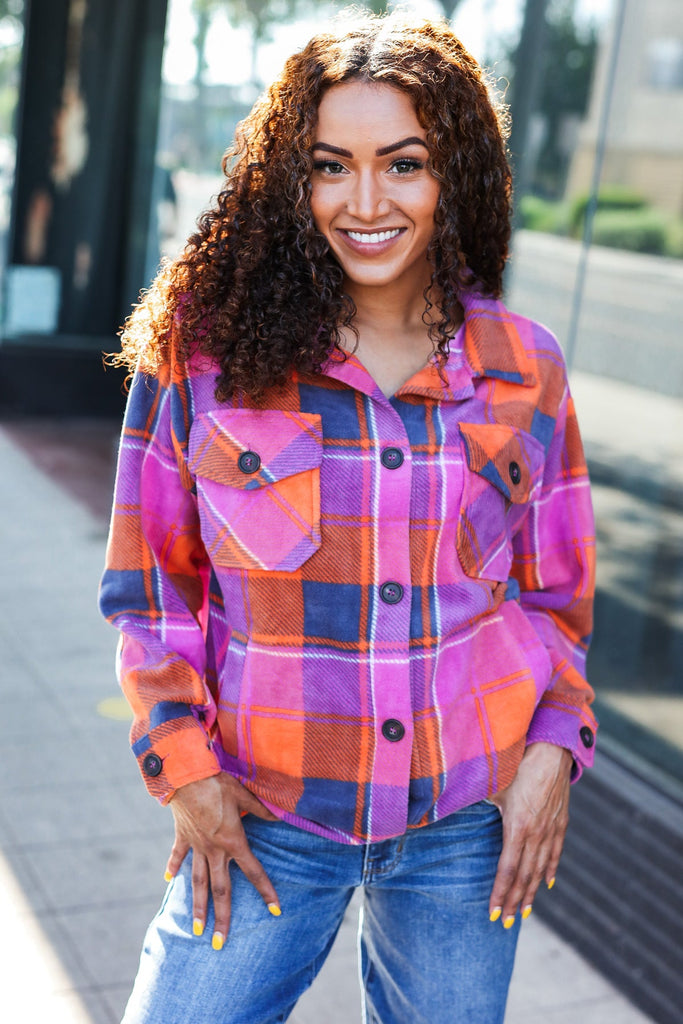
[100,290,597,843]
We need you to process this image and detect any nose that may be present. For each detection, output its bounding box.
[346,169,391,222]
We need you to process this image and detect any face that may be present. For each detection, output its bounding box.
[309,80,440,298]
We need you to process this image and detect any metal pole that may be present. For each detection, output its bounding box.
[564,0,628,371]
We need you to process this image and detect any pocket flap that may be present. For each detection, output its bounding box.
[459,423,544,504]
[189,409,323,490]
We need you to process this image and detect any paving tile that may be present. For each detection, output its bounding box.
[100,983,135,1023]
[513,995,655,1024]
[0,731,118,792]
[53,897,163,989]
[0,779,167,846]
[20,832,173,913]
[0,839,51,913]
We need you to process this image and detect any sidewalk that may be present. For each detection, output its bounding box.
[0,381,662,1024]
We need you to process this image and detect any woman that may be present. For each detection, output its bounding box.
[100,11,597,1023]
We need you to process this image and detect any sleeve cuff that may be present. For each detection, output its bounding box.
[134,721,222,803]
[526,706,597,781]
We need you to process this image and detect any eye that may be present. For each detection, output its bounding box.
[312,159,347,176]
[390,158,425,175]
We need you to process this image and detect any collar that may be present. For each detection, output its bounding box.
[322,290,537,401]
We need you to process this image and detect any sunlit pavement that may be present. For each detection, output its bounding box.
[0,365,667,1021]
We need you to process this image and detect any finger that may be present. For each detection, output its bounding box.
[519,829,557,917]
[191,851,210,938]
[207,852,232,950]
[500,844,541,925]
[489,830,523,923]
[231,838,280,915]
[165,837,190,882]
[545,817,568,888]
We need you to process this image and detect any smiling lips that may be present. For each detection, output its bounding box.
[339,227,406,251]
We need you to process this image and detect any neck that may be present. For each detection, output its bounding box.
[344,274,436,336]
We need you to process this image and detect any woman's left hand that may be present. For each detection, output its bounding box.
[488,741,573,927]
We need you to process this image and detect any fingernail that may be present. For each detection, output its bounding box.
[164,871,173,883]
[489,907,502,923]
[522,905,533,920]
[547,877,556,890]
[503,915,516,930]
[267,903,281,917]
[192,919,204,937]
[211,931,224,951]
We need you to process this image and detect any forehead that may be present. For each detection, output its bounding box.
[314,80,424,140]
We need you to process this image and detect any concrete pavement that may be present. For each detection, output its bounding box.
[0,381,663,1024]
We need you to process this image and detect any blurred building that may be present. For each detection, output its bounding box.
[567,0,683,214]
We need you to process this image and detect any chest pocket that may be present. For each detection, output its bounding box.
[188,409,323,572]
[457,422,545,582]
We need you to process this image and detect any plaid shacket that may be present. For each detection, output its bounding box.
[100,289,597,844]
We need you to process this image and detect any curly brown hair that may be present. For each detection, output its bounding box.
[116,10,511,400]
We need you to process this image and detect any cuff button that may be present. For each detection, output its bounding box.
[579,726,594,749]
[142,752,163,777]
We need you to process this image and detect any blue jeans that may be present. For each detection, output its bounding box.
[122,801,520,1023]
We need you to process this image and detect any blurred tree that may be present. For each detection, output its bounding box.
[0,0,23,139]
[0,0,23,19]
[505,0,598,198]
[363,1,464,16]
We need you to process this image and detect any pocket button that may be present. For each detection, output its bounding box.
[238,450,261,474]
[509,461,522,485]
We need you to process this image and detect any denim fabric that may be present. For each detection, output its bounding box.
[122,801,520,1024]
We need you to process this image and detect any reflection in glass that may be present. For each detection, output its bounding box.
[149,0,683,783]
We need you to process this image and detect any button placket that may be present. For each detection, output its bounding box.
[368,406,415,834]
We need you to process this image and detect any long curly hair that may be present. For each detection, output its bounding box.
[116,10,511,400]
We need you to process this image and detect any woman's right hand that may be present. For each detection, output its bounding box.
[165,772,281,950]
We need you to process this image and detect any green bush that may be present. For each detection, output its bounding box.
[569,185,647,237]
[519,195,571,234]
[590,207,669,255]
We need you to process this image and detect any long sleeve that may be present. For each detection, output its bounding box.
[511,381,597,777]
[99,364,221,802]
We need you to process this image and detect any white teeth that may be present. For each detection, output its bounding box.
[346,229,401,244]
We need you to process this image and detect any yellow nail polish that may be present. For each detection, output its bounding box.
[503,916,516,930]
[522,905,533,920]
[212,931,224,951]
[489,907,502,923]
[547,877,556,890]
[192,919,204,937]
[164,871,173,883]
[267,903,282,917]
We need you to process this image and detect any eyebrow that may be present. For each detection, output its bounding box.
[311,136,429,159]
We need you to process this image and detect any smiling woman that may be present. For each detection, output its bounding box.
[100,9,596,1024]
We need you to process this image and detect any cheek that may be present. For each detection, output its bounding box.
[309,186,333,234]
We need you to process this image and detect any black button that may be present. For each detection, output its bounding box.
[509,461,521,485]
[142,752,163,777]
[579,726,594,749]
[238,450,261,474]
[381,447,404,469]
[380,581,404,605]
[382,719,405,742]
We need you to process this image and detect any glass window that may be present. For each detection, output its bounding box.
[149,0,683,789]
[0,0,25,322]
